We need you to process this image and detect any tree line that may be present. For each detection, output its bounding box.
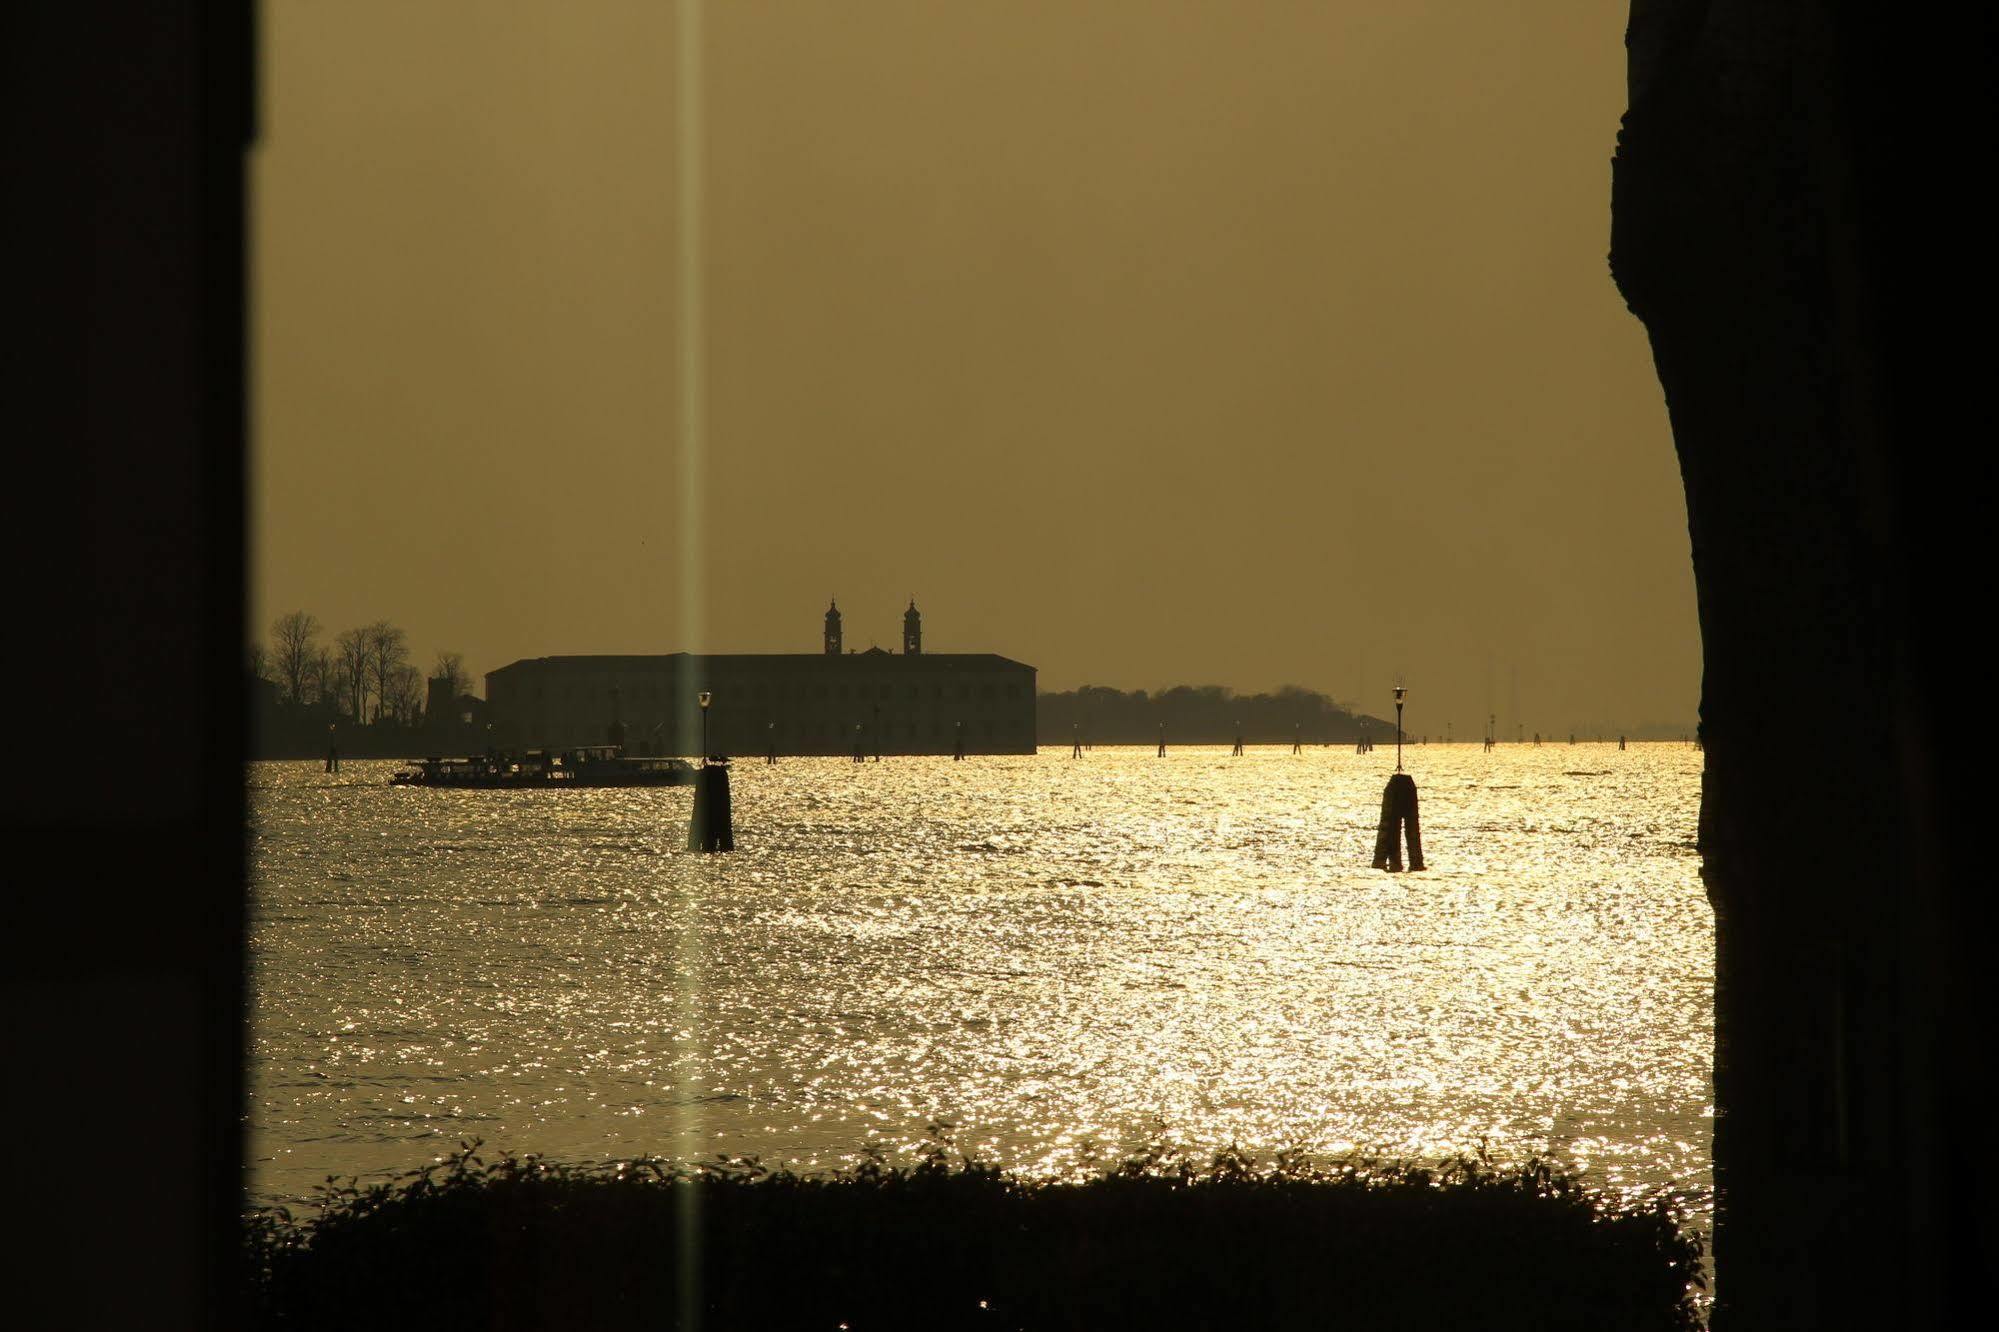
[249,611,471,728]
[1036,684,1380,745]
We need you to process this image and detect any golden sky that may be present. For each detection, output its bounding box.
[252,0,1696,735]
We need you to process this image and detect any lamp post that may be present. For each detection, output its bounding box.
[697,690,712,764]
[1394,684,1407,772]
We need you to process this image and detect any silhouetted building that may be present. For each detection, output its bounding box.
[486,603,1033,756]
[903,598,922,655]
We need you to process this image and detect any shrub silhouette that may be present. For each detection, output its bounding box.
[246,1135,1705,1330]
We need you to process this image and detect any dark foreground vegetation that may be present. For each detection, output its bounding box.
[246,1138,1705,1331]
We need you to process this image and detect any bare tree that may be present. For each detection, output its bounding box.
[305,646,334,708]
[433,651,470,701]
[246,642,269,682]
[386,663,425,725]
[366,621,408,725]
[269,610,320,706]
[335,627,372,724]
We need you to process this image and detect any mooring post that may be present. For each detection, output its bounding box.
[1372,685,1423,871]
[1292,724,1302,755]
[1232,726,1244,757]
[1156,723,1166,758]
[1372,771,1424,872]
[1071,724,1082,759]
[688,761,734,852]
[953,721,964,761]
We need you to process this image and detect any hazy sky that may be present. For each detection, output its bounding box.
[252,0,1697,736]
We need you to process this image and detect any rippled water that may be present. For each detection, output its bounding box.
[248,744,1711,1227]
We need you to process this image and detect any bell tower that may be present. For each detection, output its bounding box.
[824,599,842,655]
[903,598,922,655]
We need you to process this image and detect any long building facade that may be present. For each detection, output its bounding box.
[484,602,1035,757]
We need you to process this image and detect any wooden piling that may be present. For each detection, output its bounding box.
[1371,772,1424,872]
[688,763,734,852]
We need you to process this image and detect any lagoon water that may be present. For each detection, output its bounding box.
[248,744,1711,1229]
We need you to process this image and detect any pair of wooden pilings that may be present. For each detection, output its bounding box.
[688,762,734,852]
[1371,772,1424,872]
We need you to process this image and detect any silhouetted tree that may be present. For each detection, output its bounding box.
[246,642,269,683]
[304,646,334,708]
[269,610,320,706]
[335,627,371,724]
[365,621,407,725]
[386,663,424,725]
[432,650,470,701]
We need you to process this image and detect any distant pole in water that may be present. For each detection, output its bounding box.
[854,723,865,763]
[697,690,712,764]
[1619,735,1627,751]
[1232,724,1244,757]
[1071,724,1082,759]
[325,724,338,773]
[1157,722,1166,758]
[1393,683,1407,772]
[953,720,965,761]
[1292,723,1301,755]
[766,721,776,765]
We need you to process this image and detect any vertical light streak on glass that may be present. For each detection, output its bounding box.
[673,1,706,1326]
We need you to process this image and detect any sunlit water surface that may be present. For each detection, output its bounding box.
[249,745,1710,1232]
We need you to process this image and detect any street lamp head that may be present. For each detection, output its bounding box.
[1393,685,1407,706]
[697,691,712,711]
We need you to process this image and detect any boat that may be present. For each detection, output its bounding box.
[389,745,696,789]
